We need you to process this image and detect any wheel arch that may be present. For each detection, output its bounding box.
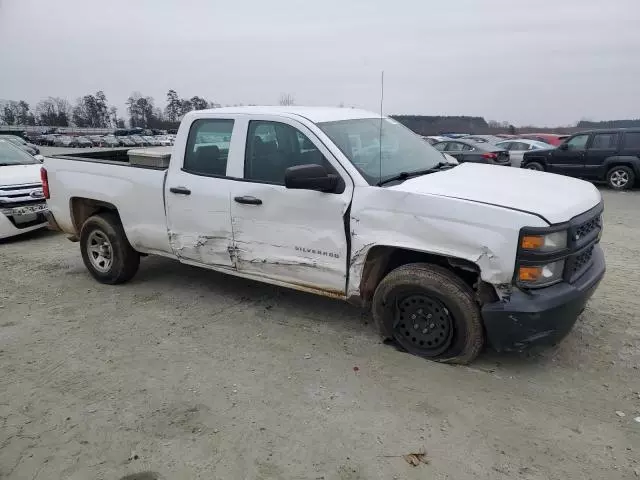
[69,197,121,241]
[603,156,640,177]
[354,245,499,306]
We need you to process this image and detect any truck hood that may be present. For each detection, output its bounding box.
[0,164,42,187]
[391,163,601,224]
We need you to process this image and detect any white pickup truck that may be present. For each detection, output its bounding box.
[43,107,605,363]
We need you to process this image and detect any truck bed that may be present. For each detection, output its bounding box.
[44,152,174,256]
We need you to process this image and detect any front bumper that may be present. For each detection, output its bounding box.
[0,210,48,240]
[481,244,605,352]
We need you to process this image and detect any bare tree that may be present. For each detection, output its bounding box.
[279,93,295,106]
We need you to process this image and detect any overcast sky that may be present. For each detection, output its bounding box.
[1,0,639,126]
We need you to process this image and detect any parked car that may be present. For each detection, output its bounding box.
[495,139,552,167]
[522,128,640,190]
[520,133,569,146]
[118,137,135,147]
[432,139,510,165]
[422,135,447,145]
[53,136,79,148]
[0,135,40,155]
[129,135,150,147]
[101,136,121,147]
[143,135,161,146]
[460,135,504,144]
[75,136,93,148]
[0,140,49,239]
[43,106,605,364]
[88,135,105,147]
[155,136,173,146]
[37,134,58,146]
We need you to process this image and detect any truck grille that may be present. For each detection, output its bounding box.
[564,206,602,283]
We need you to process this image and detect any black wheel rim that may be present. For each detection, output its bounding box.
[393,294,454,357]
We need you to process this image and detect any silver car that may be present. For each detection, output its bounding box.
[495,139,552,168]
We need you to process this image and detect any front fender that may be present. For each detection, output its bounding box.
[347,188,548,298]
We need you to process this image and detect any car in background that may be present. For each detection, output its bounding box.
[88,135,104,147]
[432,139,510,166]
[0,135,40,155]
[0,140,49,239]
[36,134,59,146]
[118,137,135,147]
[53,136,79,148]
[75,136,93,148]
[129,135,150,147]
[521,128,640,190]
[495,139,552,167]
[101,136,121,147]
[143,135,161,146]
[519,133,569,146]
[461,134,504,144]
[155,136,173,146]
[421,135,448,145]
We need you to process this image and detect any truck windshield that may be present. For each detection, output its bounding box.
[317,118,446,185]
[0,141,39,166]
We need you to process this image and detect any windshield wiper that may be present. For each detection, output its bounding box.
[376,162,454,186]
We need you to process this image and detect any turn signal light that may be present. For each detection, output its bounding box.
[518,266,542,282]
[521,235,544,249]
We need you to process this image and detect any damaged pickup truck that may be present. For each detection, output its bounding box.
[42,106,605,363]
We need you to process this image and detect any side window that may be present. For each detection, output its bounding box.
[513,142,531,151]
[461,143,474,151]
[245,121,331,184]
[590,133,618,149]
[183,119,234,176]
[433,142,447,151]
[566,134,589,151]
[447,142,465,152]
[497,142,512,151]
[622,132,640,150]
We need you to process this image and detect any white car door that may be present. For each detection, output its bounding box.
[228,116,353,296]
[165,117,239,268]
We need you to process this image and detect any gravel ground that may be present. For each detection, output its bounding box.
[0,188,639,480]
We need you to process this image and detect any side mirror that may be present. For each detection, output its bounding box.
[558,143,569,150]
[285,164,337,192]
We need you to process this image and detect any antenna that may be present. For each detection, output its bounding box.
[379,70,384,185]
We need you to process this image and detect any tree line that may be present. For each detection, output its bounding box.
[0,89,222,129]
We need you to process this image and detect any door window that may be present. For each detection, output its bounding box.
[447,142,465,152]
[590,133,618,149]
[565,135,589,151]
[461,143,474,151]
[497,142,513,151]
[183,119,234,176]
[433,142,447,151]
[244,120,332,185]
[511,142,531,151]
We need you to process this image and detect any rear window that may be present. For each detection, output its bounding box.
[590,133,618,149]
[622,132,640,150]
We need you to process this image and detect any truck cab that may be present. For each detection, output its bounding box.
[43,107,606,364]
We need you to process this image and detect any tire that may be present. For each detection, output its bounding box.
[606,165,634,190]
[372,263,484,364]
[524,161,544,171]
[80,212,140,284]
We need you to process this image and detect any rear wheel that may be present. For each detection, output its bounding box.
[606,165,634,190]
[372,263,484,364]
[524,161,544,171]
[80,213,140,284]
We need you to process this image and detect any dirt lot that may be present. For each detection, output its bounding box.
[1,188,639,480]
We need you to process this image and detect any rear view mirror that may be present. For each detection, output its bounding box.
[285,164,337,192]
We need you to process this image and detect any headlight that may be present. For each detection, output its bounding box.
[520,230,567,252]
[517,259,565,287]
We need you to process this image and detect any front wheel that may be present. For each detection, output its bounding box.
[606,165,634,190]
[80,213,140,284]
[372,263,484,364]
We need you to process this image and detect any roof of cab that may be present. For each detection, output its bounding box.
[192,106,381,123]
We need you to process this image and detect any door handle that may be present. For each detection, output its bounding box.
[234,195,262,205]
[170,186,191,195]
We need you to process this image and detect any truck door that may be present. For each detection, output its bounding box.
[165,118,236,268]
[548,134,589,177]
[229,118,353,295]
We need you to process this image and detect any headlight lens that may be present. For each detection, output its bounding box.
[517,259,565,287]
[521,231,567,252]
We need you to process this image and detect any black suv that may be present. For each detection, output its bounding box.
[521,129,640,190]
